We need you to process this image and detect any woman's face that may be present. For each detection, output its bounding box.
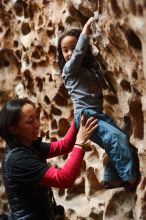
[61,35,78,62]
[11,103,40,146]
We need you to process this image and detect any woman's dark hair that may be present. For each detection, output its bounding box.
[0,98,34,146]
[57,29,95,72]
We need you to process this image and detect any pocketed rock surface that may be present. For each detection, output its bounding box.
[0,1,146,219]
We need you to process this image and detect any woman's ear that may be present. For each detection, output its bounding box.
[8,126,18,135]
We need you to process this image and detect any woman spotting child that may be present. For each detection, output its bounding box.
[57,17,140,191]
[0,98,97,219]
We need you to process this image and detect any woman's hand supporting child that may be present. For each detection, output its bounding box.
[75,113,98,148]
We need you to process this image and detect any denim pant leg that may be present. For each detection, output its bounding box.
[97,113,123,181]
[93,119,138,182]
[75,109,138,182]
[103,159,121,182]
[75,110,120,181]
[8,213,12,220]
[98,114,124,181]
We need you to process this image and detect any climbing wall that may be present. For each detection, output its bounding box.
[0,0,146,219]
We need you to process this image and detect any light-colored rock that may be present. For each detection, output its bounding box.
[0,0,146,219]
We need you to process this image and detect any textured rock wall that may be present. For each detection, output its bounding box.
[0,0,146,219]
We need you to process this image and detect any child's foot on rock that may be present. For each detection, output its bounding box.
[123,177,140,192]
[104,180,124,189]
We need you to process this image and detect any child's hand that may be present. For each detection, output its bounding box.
[82,17,95,36]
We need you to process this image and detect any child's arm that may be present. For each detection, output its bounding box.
[63,17,94,75]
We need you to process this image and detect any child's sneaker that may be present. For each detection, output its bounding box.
[123,178,140,192]
[104,180,124,189]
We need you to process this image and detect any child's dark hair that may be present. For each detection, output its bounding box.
[0,98,34,147]
[57,29,95,72]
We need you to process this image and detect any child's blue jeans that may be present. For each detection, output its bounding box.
[75,108,138,182]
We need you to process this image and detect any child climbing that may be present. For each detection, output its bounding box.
[57,17,140,191]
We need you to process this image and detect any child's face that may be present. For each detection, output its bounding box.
[61,36,78,62]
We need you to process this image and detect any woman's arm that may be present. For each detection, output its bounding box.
[39,147,85,188]
[39,114,98,188]
[47,120,77,158]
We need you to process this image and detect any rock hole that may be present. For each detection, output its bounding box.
[129,99,144,139]
[23,69,34,91]
[51,119,57,130]
[125,30,142,51]
[132,87,141,96]
[54,93,68,106]
[21,22,31,35]
[50,104,62,116]
[104,95,118,104]
[120,79,131,92]
[137,4,143,16]
[132,71,138,80]
[66,178,85,200]
[48,45,56,54]
[35,77,44,92]
[123,115,133,137]
[44,95,50,105]
[110,0,122,17]
[14,0,24,16]
[58,118,70,137]
[32,49,41,60]
[129,1,136,15]
[58,24,64,32]
[13,40,18,48]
